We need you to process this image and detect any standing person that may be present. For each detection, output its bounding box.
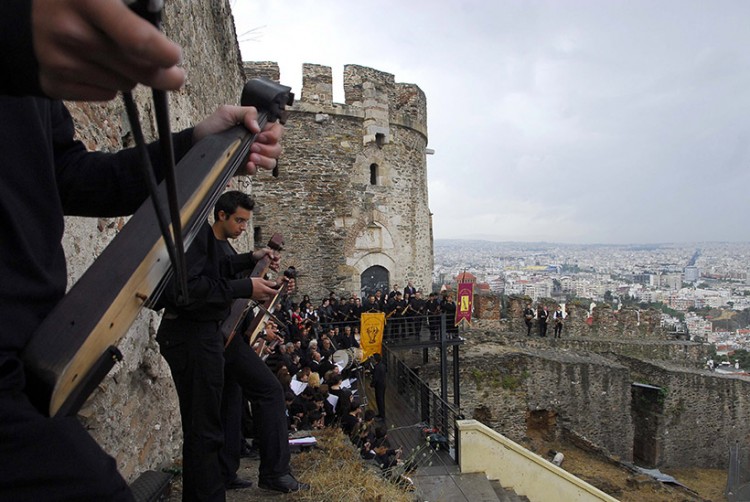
[442,293,458,338]
[374,289,386,311]
[317,298,334,332]
[388,284,400,301]
[426,292,442,340]
[523,302,535,336]
[371,353,387,420]
[0,2,282,500]
[408,290,427,337]
[195,192,308,494]
[364,294,381,312]
[553,306,564,338]
[403,281,417,301]
[537,305,549,337]
[156,190,298,500]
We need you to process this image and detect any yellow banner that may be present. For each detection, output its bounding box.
[360,312,385,360]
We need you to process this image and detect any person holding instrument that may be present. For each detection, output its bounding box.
[166,190,307,495]
[0,1,282,500]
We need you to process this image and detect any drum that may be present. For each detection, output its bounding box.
[332,348,363,370]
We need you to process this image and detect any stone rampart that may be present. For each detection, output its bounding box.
[613,355,750,469]
[453,345,634,461]
[245,62,433,298]
[504,296,667,339]
[427,323,740,471]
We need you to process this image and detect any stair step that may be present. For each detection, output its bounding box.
[413,472,500,502]
[490,479,530,502]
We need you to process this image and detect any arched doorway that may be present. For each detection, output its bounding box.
[360,265,389,299]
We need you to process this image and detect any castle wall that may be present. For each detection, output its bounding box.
[61,0,247,480]
[614,355,750,469]
[453,347,634,462]
[504,296,667,339]
[427,321,740,471]
[245,63,433,298]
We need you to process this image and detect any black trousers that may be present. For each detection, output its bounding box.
[221,334,290,481]
[374,383,386,419]
[158,318,225,502]
[0,356,133,501]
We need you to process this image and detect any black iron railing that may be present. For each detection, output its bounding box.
[382,344,462,462]
[295,312,459,348]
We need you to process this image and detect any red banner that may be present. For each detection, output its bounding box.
[455,281,473,326]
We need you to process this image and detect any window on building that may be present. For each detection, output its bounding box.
[253,226,262,244]
[370,164,379,185]
[375,132,385,148]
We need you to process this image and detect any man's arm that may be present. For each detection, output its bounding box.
[54,104,283,217]
[1,0,183,99]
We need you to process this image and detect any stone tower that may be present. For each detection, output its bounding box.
[244,62,433,299]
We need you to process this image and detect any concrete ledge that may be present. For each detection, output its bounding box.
[458,420,619,502]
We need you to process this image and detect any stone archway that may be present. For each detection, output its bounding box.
[360,265,389,299]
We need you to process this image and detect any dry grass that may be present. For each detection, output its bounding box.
[289,428,414,502]
[525,435,725,502]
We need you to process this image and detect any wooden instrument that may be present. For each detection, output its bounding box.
[221,233,284,349]
[243,280,290,353]
[21,79,294,417]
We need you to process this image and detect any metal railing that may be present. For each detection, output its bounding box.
[382,343,462,461]
[295,312,458,347]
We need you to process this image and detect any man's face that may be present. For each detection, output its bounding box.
[216,207,250,240]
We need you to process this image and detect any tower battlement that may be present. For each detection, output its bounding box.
[243,62,428,140]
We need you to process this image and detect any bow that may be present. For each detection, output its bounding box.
[22,78,294,417]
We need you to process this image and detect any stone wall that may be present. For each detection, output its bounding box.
[449,345,634,461]
[613,355,750,469]
[474,291,502,320]
[62,0,247,481]
[504,296,667,339]
[417,322,738,471]
[246,63,433,299]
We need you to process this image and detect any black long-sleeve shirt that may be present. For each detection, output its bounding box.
[158,223,257,322]
[0,0,193,385]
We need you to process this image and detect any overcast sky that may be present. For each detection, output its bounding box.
[229,0,750,245]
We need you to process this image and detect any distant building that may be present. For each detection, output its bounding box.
[684,266,700,283]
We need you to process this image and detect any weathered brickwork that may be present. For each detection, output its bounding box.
[418,323,738,470]
[473,291,502,320]
[455,345,634,461]
[613,355,750,469]
[504,295,667,339]
[61,0,247,481]
[246,63,433,298]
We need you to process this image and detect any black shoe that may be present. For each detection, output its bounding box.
[258,473,310,493]
[226,477,254,490]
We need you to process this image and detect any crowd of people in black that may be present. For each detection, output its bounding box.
[239,280,430,483]
[274,281,461,345]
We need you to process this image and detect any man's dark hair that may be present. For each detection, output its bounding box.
[213,190,254,219]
